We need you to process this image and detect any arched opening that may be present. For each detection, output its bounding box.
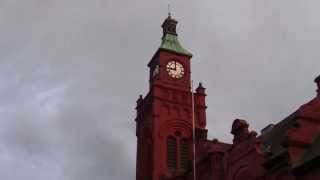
[167,134,190,172]
[180,138,189,171]
[167,136,177,170]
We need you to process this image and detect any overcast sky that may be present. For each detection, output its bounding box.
[0,0,320,179]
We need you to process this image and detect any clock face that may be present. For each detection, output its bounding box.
[166,61,184,79]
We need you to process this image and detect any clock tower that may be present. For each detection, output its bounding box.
[135,15,208,180]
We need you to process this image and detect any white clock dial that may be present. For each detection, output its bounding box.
[166,61,184,79]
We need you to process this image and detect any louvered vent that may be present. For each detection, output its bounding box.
[167,136,177,170]
[180,139,189,171]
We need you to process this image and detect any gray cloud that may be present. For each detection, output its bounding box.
[0,0,319,179]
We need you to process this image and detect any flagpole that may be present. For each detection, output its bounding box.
[191,80,196,180]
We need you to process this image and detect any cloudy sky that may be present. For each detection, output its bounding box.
[0,0,320,179]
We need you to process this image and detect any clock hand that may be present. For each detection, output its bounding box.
[170,63,175,70]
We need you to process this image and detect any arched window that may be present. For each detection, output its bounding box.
[167,135,190,172]
[167,136,177,170]
[180,138,189,171]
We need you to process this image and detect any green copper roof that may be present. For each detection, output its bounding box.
[159,33,192,56]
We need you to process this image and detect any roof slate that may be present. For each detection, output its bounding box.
[294,135,320,169]
[260,111,298,160]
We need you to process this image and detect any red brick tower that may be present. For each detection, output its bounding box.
[135,15,207,180]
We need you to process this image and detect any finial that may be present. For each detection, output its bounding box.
[314,74,320,84]
[315,74,320,96]
[168,3,171,17]
[136,95,143,106]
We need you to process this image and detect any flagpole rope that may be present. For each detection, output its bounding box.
[191,80,196,180]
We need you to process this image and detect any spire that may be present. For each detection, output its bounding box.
[168,4,171,19]
[159,15,192,57]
